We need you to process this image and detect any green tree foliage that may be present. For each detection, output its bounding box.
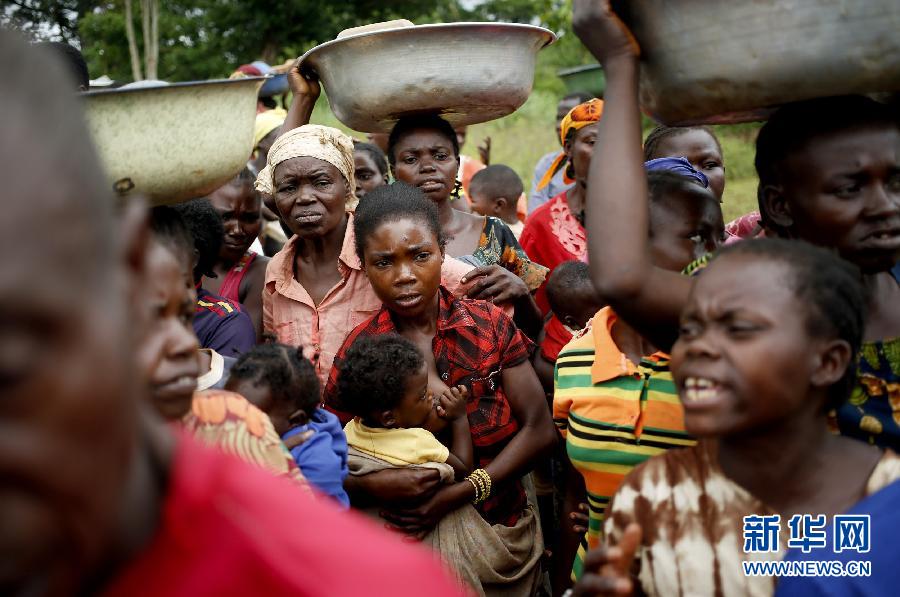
[5,0,592,85]
[75,0,470,82]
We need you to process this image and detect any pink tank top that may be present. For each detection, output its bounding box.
[219,251,257,304]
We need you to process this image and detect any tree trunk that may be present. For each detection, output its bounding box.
[139,0,154,80]
[148,0,159,80]
[123,0,143,81]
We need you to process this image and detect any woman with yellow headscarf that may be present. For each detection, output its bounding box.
[520,98,604,315]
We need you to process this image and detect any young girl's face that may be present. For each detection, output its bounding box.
[208,181,263,263]
[354,150,387,199]
[363,216,443,319]
[137,241,200,421]
[652,129,725,201]
[648,188,724,272]
[391,128,459,203]
[670,254,834,438]
[389,363,434,428]
[775,126,900,274]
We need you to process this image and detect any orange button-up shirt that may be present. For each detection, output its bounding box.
[263,214,473,388]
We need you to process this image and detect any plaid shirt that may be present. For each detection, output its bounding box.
[324,287,534,526]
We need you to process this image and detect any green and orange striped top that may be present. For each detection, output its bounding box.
[553,307,694,580]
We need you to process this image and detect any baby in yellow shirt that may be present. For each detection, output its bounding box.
[338,334,472,479]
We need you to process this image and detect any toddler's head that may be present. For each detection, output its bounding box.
[468,165,523,223]
[337,334,433,429]
[225,343,320,436]
[546,261,604,331]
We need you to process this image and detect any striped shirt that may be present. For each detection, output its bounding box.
[553,307,694,579]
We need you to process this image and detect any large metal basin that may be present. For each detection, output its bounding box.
[300,22,555,133]
[81,77,266,204]
[614,0,900,125]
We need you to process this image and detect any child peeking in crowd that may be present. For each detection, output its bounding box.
[532,261,605,392]
[226,343,350,506]
[467,165,526,239]
[175,199,256,356]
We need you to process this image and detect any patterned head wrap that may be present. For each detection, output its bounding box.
[536,98,604,191]
[644,156,709,188]
[255,124,357,208]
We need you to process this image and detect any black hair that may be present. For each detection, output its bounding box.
[754,95,899,230]
[229,343,320,416]
[336,334,424,419]
[712,238,867,411]
[387,114,460,167]
[236,166,256,186]
[260,96,277,110]
[36,41,89,90]
[643,125,723,162]
[546,261,594,317]
[646,171,723,247]
[148,205,194,268]
[563,91,594,105]
[174,198,224,281]
[353,181,446,263]
[469,164,524,202]
[354,141,389,177]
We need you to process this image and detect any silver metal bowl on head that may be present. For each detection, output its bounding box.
[616,0,900,125]
[300,22,556,133]
[81,76,267,204]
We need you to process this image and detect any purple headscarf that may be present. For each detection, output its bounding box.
[644,156,709,188]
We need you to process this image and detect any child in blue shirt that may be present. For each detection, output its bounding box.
[226,343,349,506]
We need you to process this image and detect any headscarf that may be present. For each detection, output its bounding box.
[536,98,604,191]
[255,124,357,208]
[254,108,286,149]
[643,156,709,188]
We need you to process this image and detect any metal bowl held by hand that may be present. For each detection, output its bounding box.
[300,22,556,133]
[614,0,900,125]
[81,76,266,204]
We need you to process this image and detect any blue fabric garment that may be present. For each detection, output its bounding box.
[644,156,709,188]
[282,409,350,507]
[529,150,574,214]
[775,479,900,596]
[193,287,256,358]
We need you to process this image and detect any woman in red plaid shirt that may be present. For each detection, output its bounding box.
[324,183,556,547]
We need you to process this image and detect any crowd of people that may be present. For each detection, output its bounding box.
[4,0,900,595]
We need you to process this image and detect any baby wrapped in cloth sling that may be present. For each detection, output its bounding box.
[345,422,543,596]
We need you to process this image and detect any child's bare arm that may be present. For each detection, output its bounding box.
[437,386,474,478]
[574,0,692,352]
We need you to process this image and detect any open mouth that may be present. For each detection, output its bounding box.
[394,293,423,308]
[860,228,900,250]
[681,376,726,407]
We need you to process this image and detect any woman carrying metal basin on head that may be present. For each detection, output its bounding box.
[280,66,546,341]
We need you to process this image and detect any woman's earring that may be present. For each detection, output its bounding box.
[451,179,463,202]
